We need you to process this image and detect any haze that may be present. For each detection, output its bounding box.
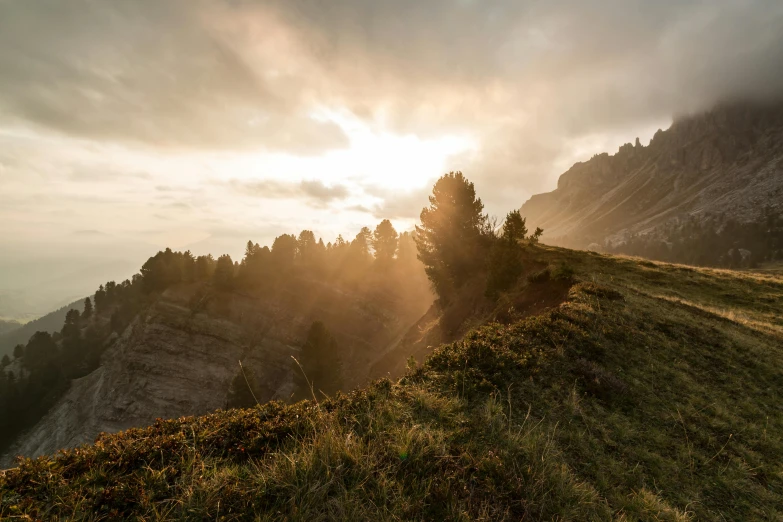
[2,0,783,319]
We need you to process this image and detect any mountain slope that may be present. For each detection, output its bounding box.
[0,275,429,467]
[0,321,20,336]
[2,246,782,520]
[521,100,783,253]
[0,299,85,358]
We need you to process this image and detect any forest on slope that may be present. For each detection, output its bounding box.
[2,172,782,520]
[0,221,432,458]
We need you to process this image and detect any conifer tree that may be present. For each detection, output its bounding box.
[213,255,235,289]
[373,219,399,263]
[83,297,93,319]
[226,363,259,409]
[293,321,342,400]
[415,172,487,299]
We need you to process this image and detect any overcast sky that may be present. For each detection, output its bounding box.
[2,0,783,313]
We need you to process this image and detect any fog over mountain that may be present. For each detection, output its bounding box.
[2,0,783,317]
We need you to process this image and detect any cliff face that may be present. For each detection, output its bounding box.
[521,100,783,248]
[2,279,430,466]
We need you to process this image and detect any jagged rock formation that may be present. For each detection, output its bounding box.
[521,100,783,248]
[2,280,428,466]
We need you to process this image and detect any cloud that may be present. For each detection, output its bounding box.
[300,180,350,201]
[231,178,352,206]
[72,229,108,237]
[363,185,431,220]
[68,167,151,183]
[0,0,349,154]
[3,0,783,213]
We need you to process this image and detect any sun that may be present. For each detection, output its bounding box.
[311,109,477,191]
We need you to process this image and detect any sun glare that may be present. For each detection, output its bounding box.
[313,109,476,190]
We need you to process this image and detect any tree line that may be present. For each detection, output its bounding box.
[607,208,783,268]
[1,171,542,447]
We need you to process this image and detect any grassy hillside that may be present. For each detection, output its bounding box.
[1,246,782,520]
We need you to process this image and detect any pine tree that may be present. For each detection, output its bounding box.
[83,297,93,319]
[13,344,24,359]
[530,227,544,243]
[225,363,259,409]
[213,254,235,289]
[293,321,343,400]
[501,210,527,242]
[94,284,107,312]
[373,219,399,263]
[0,354,9,369]
[415,172,487,299]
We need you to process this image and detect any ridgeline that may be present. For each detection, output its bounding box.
[2,245,782,520]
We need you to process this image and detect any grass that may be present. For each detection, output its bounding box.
[2,245,782,520]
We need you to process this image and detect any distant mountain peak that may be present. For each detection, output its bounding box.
[521,99,783,256]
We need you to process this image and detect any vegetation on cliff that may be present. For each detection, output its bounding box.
[2,171,782,520]
[2,242,782,520]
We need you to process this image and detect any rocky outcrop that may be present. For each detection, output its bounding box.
[521,100,783,248]
[2,279,430,466]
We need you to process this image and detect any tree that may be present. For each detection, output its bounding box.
[83,297,93,319]
[486,212,527,296]
[225,362,259,409]
[195,254,216,280]
[13,344,24,359]
[213,254,235,289]
[530,227,544,244]
[23,332,58,372]
[94,284,107,312]
[0,354,9,369]
[501,210,527,243]
[293,321,342,400]
[373,219,398,263]
[415,172,487,299]
[352,227,372,257]
[61,309,81,340]
[271,234,298,271]
[297,230,318,265]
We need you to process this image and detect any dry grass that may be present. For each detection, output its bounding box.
[2,245,782,520]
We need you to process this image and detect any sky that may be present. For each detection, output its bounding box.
[2,0,783,317]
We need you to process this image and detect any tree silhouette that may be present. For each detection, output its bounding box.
[501,210,528,243]
[271,234,298,272]
[415,172,487,299]
[83,297,93,319]
[293,321,342,400]
[213,255,235,290]
[487,211,528,296]
[373,219,398,263]
[225,363,259,409]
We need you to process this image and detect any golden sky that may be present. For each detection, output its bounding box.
[1,0,782,314]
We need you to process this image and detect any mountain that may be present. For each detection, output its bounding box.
[1,279,429,466]
[2,245,782,520]
[0,242,434,466]
[521,100,783,265]
[0,320,21,336]
[0,299,85,358]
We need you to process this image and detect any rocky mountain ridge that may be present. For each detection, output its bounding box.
[521,99,783,249]
[1,278,429,467]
